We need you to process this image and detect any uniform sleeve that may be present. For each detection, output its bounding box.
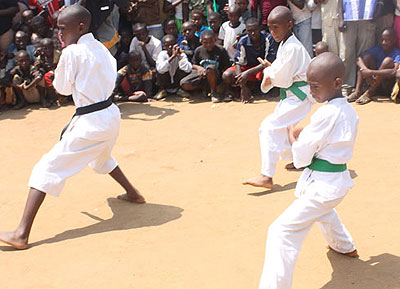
[263,43,301,88]
[292,107,335,168]
[53,47,76,95]
[156,51,171,73]
[178,53,193,73]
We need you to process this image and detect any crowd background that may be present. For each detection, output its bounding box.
[0,0,399,108]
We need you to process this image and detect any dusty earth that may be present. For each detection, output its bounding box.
[0,95,399,289]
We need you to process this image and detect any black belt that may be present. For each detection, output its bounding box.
[59,97,113,140]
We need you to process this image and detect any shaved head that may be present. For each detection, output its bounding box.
[309,52,345,80]
[268,5,293,23]
[59,4,91,29]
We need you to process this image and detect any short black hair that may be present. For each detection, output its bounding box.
[201,30,215,40]
[31,15,46,26]
[133,22,147,32]
[246,17,259,27]
[162,34,176,43]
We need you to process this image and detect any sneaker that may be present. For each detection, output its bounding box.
[209,92,221,103]
[154,89,168,100]
[223,94,233,102]
[176,88,190,98]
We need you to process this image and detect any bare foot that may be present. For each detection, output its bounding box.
[327,245,359,258]
[117,192,146,204]
[0,231,28,250]
[356,91,372,105]
[243,175,273,189]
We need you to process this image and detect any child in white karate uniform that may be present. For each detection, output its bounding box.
[258,52,359,289]
[0,5,145,250]
[244,6,314,189]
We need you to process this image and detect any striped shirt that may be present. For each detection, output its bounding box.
[342,0,378,21]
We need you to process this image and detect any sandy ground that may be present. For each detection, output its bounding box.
[0,95,400,289]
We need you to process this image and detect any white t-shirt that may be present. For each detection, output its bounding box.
[396,0,400,16]
[218,21,246,60]
[288,1,312,24]
[167,0,183,20]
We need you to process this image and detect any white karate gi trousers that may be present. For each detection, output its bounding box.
[258,180,355,289]
[259,96,312,178]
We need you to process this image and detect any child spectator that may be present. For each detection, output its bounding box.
[183,0,213,21]
[251,0,286,28]
[180,30,231,102]
[155,34,192,99]
[11,50,47,109]
[218,6,246,61]
[347,28,400,105]
[20,24,33,45]
[129,23,162,70]
[31,15,53,39]
[6,30,37,71]
[287,0,313,57]
[209,11,221,38]
[179,20,201,61]
[236,0,251,23]
[314,40,328,56]
[27,0,60,28]
[113,51,153,102]
[115,28,133,69]
[0,52,13,107]
[164,18,185,45]
[20,9,34,28]
[163,0,185,33]
[34,37,61,103]
[308,0,322,45]
[244,6,313,188]
[223,17,276,102]
[191,10,212,38]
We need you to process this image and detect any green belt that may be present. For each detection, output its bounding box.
[280,81,308,101]
[308,157,347,172]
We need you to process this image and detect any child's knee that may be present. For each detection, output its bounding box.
[222,69,235,83]
[381,57,395,69]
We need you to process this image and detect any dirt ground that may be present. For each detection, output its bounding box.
[0,96,399,289]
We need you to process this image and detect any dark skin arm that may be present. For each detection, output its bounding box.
[289,0,305,10]
[163,0,185,13]
[192,64,206,76]
[337,0,346,32]
[357,56,399,78]
[235,64,264,85]
[183,2,189,21]
[23,75,43,90]
[0,6,19,17]
[138,40,156,68]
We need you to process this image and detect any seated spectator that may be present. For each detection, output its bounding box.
[209,11,221,38]
[10,50,46,109]
[0,0,19,54]
[163,18,185,45]
[0,52,13,107]
[348,28,400,105]
[6,30,37,71]
[34,37,61,103]
[237,0,251,24]
[222,18,276,103]
[112,51,153,102]
[179,20,201,62]
[21,9,34,27]
[191,10,211,38]
[129,23,162,70]
[163,0,185,33]
[155,34,192,99]
[218,6,246,61]
[31,15,53,39]
[314,41,328,56]
[19,24,33,45]
[115,28,134,69]
[180,30,231,102]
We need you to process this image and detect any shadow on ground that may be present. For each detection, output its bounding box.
[118,102,179,121]
[321,250,400,288]
[0,198,183,251]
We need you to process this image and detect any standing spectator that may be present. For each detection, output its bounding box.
[0,0,19,53]
[374,0,395,45]
[208,11,221,37]
[179,20,201,61]
[183,0,213,21]
[288,0,313,57]
[338,0,378,88]
[163,0,185,33]
[27,0,60,28]
[251,0,286,28]
[131,0,164,39]
[320,0,340,55]
[308,0,322,46]
[191,9,211,38]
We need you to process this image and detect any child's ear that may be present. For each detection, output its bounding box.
[288,20,293,31]
[334,77,343,90]
[79,22,86,33]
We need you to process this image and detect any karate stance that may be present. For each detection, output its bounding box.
[244,6,314,189]
[0,5,145,250]
[258,52,359,289]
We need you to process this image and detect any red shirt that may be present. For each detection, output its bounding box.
[251,0,287,25]
[28,0,60,27]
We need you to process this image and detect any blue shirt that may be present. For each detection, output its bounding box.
[361,45,400,69]
[195,25,211,38]
[234,31,276,67]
